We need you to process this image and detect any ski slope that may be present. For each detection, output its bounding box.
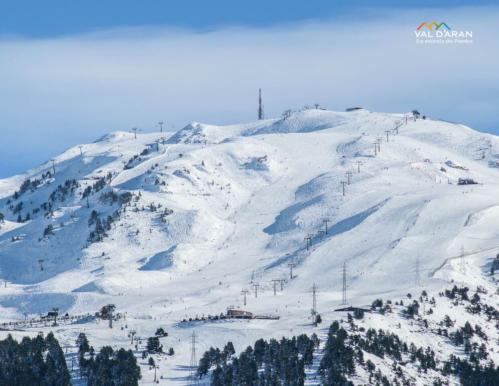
[0,108,498,384]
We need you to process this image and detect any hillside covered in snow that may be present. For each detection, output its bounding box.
[0,108,497,385]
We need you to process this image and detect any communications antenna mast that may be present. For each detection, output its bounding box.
[258,89,264,120]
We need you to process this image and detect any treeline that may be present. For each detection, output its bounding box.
[0,332,70,386]
[8,177,79,222]
[199,312,499,386]
[0,331,142,386]
[320,318,499,386]
[197,334,319,386]
[76,333,141,386]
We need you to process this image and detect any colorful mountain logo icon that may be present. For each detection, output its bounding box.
[416,22,451,31]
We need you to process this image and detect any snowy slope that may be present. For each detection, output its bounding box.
[0,108,498,384]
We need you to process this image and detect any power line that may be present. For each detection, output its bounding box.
[341,262,347,305]
[157,121,164,133]
[430,243,499,277]
[311,283,318,326]
[356,160,362,173]
[345,171,353,185]
[190,331,197,381]
[50,159,56,175]
[107,305,115,329]
[340,181,347,196]
[241,289,249,306]
[304,234,312,250]
[279,279,286,291]
[252,283,260,298]
[288,262,296,280]
[323,219,330,234]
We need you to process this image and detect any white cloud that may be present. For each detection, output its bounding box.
[0,6,498,176]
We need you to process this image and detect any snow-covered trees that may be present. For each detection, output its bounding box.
[77,332,141,386]
[319,321,355,385]
[146,336,162,354]
[0,332,70,386]
[154,327,168,337]
[198,334,317,385]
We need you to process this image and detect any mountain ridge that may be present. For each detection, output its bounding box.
[0,108,498,384]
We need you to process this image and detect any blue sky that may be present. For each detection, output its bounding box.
[1,1,492,38]
[0,1,498,177]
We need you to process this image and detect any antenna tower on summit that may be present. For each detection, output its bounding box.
[258,88,264,120]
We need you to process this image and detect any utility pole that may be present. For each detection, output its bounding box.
[346,171,353,185]
[340,181,347,196]
[108,305,115,328]
[288,262,296,280]
[272,279,280,295]
[241,289,249,306]
[130,329,136,345]
[384,130,391,142]
[52,308,59,326]
[50,159,56,175]
[304,234,312,250]
[279,279,285,291]
[157,121,164,133]
[376,138,382,152]
[415,257,421,287]
[252,283,260,298]
[190,331,197,381]
[341,262,347,305]
[311,283,318,326]
[373,142,378,156]
[132,127,138,139]
[258,89,264,120]
[356,160,362,173]
[323,219,330,234]
[153,364,158,383]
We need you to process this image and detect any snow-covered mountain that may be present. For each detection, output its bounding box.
[0,108,497,384]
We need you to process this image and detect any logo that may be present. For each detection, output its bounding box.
[416,22,451,31]
[414,21,472,44]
